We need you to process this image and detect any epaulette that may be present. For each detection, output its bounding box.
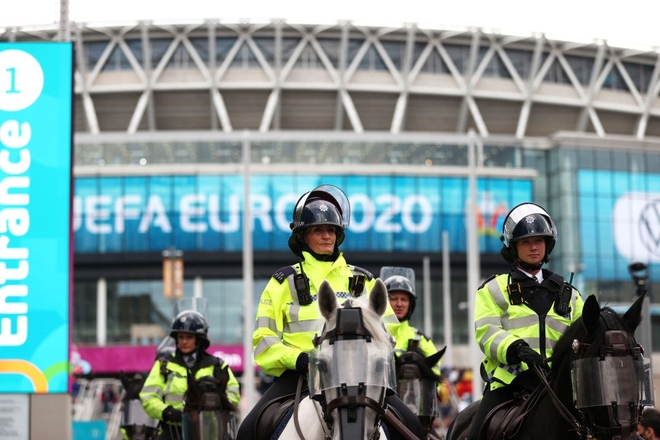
[349,265,374,280]
[272,265,297,284]
[478,273,498,290]
[415,328,432,341]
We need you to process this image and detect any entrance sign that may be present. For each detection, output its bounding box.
[0,43,73,393]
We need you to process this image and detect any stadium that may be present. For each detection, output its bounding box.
[3,13,660,437]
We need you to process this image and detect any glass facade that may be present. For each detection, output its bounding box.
[71,135,660,353]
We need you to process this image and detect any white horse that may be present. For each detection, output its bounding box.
[278,279,395,440]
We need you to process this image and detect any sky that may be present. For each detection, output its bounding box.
[3,0,660,50]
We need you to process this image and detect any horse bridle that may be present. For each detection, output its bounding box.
[536,309,645,440]
[298,303,417,440]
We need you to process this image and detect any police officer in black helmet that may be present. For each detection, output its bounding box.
[465,202,584,440]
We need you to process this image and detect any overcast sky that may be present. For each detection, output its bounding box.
[3,0,660,50]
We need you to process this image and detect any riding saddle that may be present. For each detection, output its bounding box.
[479,385,546,440]
[254,393,297,440]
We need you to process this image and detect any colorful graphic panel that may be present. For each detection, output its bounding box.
[0,43,73,393]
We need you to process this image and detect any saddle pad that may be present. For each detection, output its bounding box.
[268,407,293,440]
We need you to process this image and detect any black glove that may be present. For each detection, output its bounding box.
[162,405,182,423]
[507,340,544,368]
[295,352,309,375]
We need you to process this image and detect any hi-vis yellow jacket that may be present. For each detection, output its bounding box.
[253,251,399,377]
[140,351,240,423]
[392,320,438,360]
[475,270,583,391]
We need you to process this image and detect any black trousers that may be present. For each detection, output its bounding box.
[236,370,425,440]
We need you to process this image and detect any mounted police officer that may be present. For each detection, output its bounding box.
[140,310,240,440]
[466,202,584,440]
[383,267,439,360]
[237,184,425,440]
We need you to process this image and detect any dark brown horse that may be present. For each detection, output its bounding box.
[119,371,159,440]
[395,344,446,439]
[447,292,652,440]
[181,363,238,440]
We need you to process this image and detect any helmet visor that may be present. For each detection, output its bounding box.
[501,203,556,247]
[380,267,416,285]
[291,184,350,231]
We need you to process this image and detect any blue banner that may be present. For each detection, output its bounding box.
[0,43,73,393]
[74,175,532,254]
[579,169,660,281]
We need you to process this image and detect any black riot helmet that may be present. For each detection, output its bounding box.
[500,202,558,269]
[170,310,210,350]
[381,267,416,321]
[288,184,350,257]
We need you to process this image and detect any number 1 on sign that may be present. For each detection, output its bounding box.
[5,67,20,94]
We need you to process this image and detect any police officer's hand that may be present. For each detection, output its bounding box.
[162,405,182,422]
[295,352,309,375]
[507,340,544,369]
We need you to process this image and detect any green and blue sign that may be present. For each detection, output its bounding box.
[0,43,73,393]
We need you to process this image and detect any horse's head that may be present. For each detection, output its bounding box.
[119,371,159,440]
[395,344,446,436]
[550,292,653,439]
[120,371,146,402]
[309,279,395,439]
[181,363,237,440]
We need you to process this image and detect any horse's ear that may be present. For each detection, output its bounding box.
[623,290,645,333]
[426,346,446,369]
[583,295,601,334]
[318,280,337,320]
[119,370,128,388]
[368,279,388,317]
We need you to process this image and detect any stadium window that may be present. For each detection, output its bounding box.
[296,45,321,70]
[317,38,341,69]
[565,55,594,87]
[166,44,195,70]
[601,65,629,91]
[444,44,469,75]
[253,37,275,64]
[150,38,174,69]
[381,40,405,71]
[543,57,571,85]
[190,37,210,64]
[215,37,239,65]
[622,61,654,94]
[347,39,366,68]
[358,45,387,71]
[84,41,109,72]
[504,48,534,80]
[280,37,303,65]
[230,42,259,68]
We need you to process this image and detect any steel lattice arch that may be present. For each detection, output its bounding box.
[2,19,660,140]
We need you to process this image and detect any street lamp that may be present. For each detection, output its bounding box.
[628,261,652,355]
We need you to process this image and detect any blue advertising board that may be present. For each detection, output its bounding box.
[74,174,532,254]
[579,169,660,281]
[0,43,73,393]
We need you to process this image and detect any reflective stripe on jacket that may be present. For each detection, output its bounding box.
[139,352,240,423]
[253,251,399,377]
[475,271,583,390]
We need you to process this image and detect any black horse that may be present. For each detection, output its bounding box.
[447,292,652,440]
[181,363,238,440]
[395,343,447,439]
[119,371,159,440]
